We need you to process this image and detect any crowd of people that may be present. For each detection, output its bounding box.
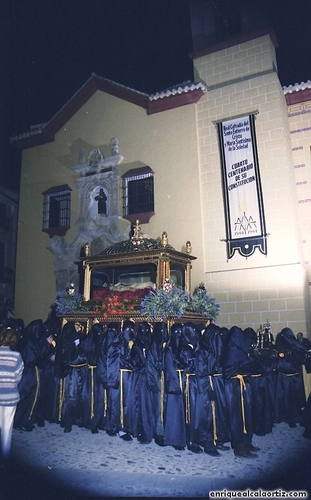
[0,313,311,461]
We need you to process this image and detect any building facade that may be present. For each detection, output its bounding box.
[11,29,311,340]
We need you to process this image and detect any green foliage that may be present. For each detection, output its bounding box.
[140,286,189,320]
[140,281,220,321]
[187,283,220,321]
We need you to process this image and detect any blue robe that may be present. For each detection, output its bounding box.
[194,323,230,448]
[128,321,153,443]
[14,320,46,430]
[59,322,89,431]
[274,328,307,426]
[222,326,257,450]
[145,322,168,441]
[163,323,187,449]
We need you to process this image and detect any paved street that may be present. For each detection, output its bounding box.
[0,421,310,499]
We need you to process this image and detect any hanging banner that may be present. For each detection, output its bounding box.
[217,114,267,259]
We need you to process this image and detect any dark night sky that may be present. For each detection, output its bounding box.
[1,0,311,191]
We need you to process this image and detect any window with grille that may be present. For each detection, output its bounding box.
[42,185,72,237]
[122,166,154,224]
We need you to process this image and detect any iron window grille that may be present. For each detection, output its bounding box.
[122,167,154,224]
[42,185,72,237]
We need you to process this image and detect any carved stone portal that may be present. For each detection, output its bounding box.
[48,139,126,294]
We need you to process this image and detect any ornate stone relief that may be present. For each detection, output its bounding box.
[48,138,127,294]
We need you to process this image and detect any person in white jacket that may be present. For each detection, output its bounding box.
[0,321,24,458]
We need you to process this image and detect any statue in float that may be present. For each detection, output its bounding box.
[55,220,220,332]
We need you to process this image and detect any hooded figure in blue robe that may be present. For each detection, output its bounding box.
[177,322,203,453]
[194,323,230,456]
[129,321,153,443]
[221,325,261,458]
[163,323,187,450]
[14,319,47,431]
[117,319,136,441]
[245,327,277,436]
[82,322,106,433]
[58,321,88,433]
[274,327,307,428]
[145,321,168,446]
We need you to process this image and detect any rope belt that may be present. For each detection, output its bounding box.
[231,374,247,434]
[68,363,87,368]
[103,388,107,418]
[209,375,217,445]
[120,369,132,428]
[160,370,165,427]
[58,378,65,421]
[279,372,300,376]
[176,369,184,393]
[185,373,195,425]
[88,365,96,419]
[29,366,40,420]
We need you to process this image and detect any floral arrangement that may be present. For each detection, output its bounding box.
[140,280,220,321]
[93,295,134,319]
[55,290,89,314]
[140,280,189,320]
[187,283,220,321]
[55,281,220,321]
